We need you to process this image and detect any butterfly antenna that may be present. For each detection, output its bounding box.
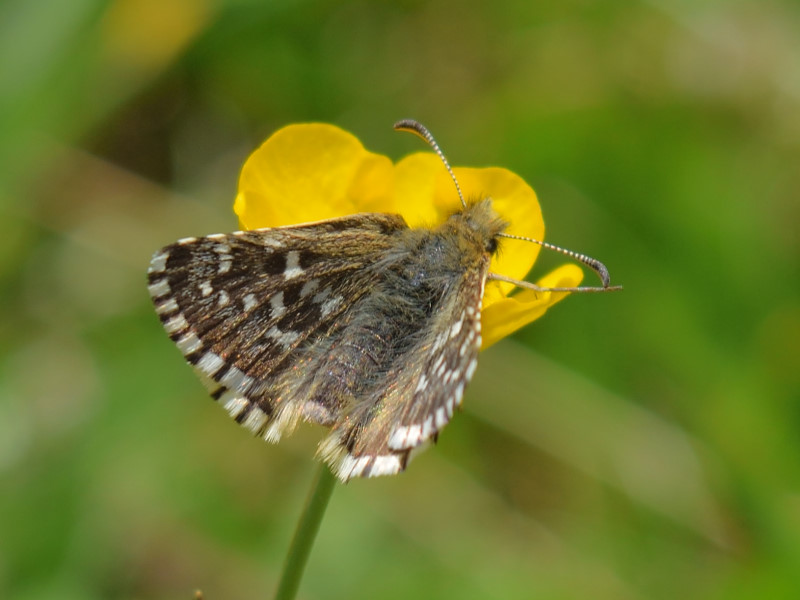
[394,119,467,209]
[495,231,622,291]
[395,119,622,293]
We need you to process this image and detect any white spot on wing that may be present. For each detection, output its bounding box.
[300,279,319,298]
[220,366,253,392]
[148,251,169,274]
[243,293,257,312]
[436,361,447,378]
[388,424,422,450]
[320,296,342,318]
[421,416,434,439]
[445,400,454,418]
[466,358,478,380]
[340,455,371,479]
[218,290,230,307]
[176,332,202,355]
[333,452,397,481]
[284,250,303,279]
[388,428,407,450]
[199,281,213,297]
[155,298,178,315]
[242,407,268,433]
[218,259,232,274]
[177,236,197,245]
[369,455,401,477]
[264,423,282,443]
[269,291,287,319]
[263,407,294,443]
[319,434,404,481]
[148,279,170,298]
[266,326,299,348]
[164,314,188,335]
[222,394,248,418]
[196,352,225,377]
[432,332,448,352]
[435,407,447,428]
[312,287,331,305]
[454,383,465,405]
[450,318,463,339]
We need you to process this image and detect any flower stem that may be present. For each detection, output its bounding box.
[273,464,337,600]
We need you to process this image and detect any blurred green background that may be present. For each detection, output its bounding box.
[1,0,798,598]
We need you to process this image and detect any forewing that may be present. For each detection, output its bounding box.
[148,213,407,440]
[319,256,488,481]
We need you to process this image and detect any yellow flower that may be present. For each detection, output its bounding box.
[234,123,582,349]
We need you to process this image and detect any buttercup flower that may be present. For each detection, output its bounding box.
[234,123,582,349]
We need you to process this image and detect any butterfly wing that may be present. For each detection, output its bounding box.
[318,253,489,481]
[148,213,408,441]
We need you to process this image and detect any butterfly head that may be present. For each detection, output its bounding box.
[446,198,508,258]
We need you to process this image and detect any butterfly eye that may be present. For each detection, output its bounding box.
[485,237,498,254]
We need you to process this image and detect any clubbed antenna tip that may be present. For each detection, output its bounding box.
[394,119,467,209]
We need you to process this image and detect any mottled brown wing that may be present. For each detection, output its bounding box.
[318,255,489,480]
[147,213,408,442]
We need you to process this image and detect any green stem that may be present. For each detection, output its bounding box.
[273,464,337,600]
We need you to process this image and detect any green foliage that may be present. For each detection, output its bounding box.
[1,0,798,598]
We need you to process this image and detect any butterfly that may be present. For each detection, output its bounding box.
[147,120,620,481]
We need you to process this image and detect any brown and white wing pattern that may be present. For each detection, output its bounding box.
[319,256,489,480]
[148,213,408,443]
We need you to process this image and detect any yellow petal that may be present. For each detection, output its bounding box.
[480,264,584,350]
[235,124,393,229]
[391,153,446,227]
